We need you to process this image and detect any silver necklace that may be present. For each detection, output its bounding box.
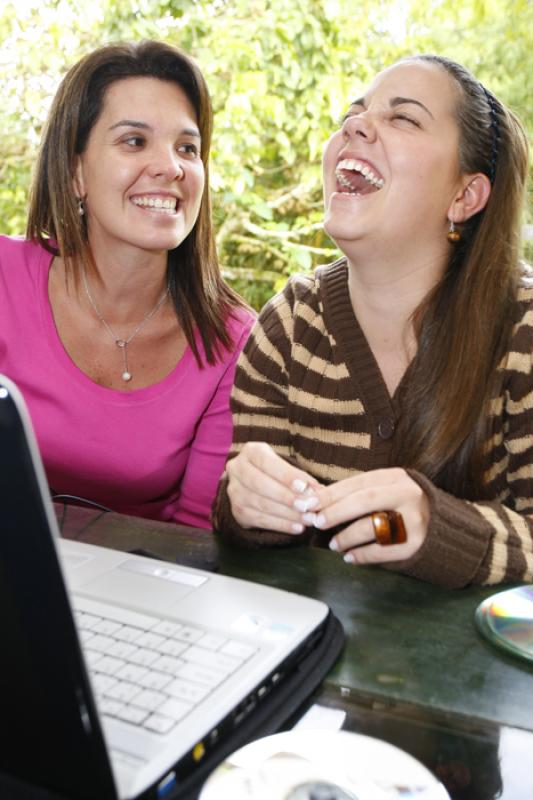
[82,268,170,383]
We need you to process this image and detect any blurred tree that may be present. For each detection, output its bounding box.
[0,0,531,307]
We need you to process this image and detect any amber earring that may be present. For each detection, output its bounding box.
[447,220,461,243]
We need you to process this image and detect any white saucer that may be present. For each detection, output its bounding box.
[199,729,451,799]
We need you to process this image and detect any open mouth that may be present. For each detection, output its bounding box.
[335,159,384,195]
[131,196,179,215]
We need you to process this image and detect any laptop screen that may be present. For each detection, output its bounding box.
[0,379,117,799]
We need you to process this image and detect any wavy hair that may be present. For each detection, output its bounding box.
[392,55,529,497]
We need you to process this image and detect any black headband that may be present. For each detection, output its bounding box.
[481,86,500,185]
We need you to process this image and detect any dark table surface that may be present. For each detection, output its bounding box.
[57,504,533,800]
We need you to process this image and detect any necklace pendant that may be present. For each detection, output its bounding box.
[122,371,132,382]
[116,339,126,348]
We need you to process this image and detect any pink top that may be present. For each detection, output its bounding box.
[0,235,254,528]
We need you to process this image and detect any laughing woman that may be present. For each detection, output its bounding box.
[213,55,532,587]
[0,41,253,527]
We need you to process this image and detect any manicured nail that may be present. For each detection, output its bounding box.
[292,479,307,493]
[314,514,326,529]
[302,512,318,526]
[291,522,304,534]
[293,496,319,512]
[329,538,338,551]
[344,553,355,564]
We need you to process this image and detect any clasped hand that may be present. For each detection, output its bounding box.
[226,442,430,564]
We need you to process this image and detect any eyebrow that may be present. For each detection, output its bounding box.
[350,96,435,119]
[108,119,201,137]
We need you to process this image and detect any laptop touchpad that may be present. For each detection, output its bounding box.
[81,560,206,612]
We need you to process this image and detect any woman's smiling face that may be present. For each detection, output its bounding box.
[322,60,466,256]
[74,76,205,259]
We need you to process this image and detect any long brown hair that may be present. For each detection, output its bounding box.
[392,55,529,497]
[26,40,247,366]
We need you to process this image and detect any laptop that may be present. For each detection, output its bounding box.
[0,374,333,800]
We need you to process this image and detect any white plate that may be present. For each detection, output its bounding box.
[199,729,450,799]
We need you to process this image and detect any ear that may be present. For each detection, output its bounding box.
[447,172,491,224]
[73,157,85,200]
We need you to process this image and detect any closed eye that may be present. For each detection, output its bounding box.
[391,113,421,127]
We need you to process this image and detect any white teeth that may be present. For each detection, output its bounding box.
[132,196,177,212]
[335,159,384,189]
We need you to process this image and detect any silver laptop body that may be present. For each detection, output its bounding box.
[0,374,329,799]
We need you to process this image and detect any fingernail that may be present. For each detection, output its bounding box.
[291,523,304,534]
[302,512,318,526]
[314,514,326,529]
[292,479,307,493]
[344,553,355,564]
[293,496,319,512]
[329,538,338,552]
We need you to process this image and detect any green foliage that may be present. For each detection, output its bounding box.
[0,0,531,308]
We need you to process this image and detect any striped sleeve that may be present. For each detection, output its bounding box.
[211,277,310,547]
[394,287,533,587]
[228,286,295,460]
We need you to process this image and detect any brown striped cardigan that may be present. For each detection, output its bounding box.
[212,259,533,588]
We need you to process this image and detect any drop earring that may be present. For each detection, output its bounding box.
[77,197,85,216]
[447,220,461,243]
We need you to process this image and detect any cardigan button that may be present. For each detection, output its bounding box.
[377,418,395,440]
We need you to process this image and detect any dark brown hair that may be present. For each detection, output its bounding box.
[26,40,248,366]
[392,55,529,497]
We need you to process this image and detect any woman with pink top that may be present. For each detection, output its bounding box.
[0,40,253,527]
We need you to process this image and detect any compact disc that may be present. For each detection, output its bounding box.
[475,584,533,662]
[199,729,450,799]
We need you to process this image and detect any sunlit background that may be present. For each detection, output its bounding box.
[1,0,531,306]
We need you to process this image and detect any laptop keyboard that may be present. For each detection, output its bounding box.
[73,596,257,736]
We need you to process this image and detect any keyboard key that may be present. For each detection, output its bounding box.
[158,639,188,658]
[93,674,118,695]
[128,648,160,668]
[152,620,182,638]
[166,678,211,704]
[220,640,257,660]
[99,697,125,717]
[113,625,144,644]
[131,689,166,712]
[116,705,150,726]
[184,646,241,673]
[88,634,115,653]
[143,714,176,735]
[78,612,102,631]
[115,663,149,684]
[84,649,103,669]
[79,630,96,646]
[106,681,141,704]
[135,632,166,651]
[155,655,185,675]
[92,619,122,636]
[174,625,203,644]
[178,662,226,688]
[198,633,227,651]
[73,597,158,630]
[138,670,172,692]
[156,697,192,722]
[94,656,126,676]
[108,641,138,660]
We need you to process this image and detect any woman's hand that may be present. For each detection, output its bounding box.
[299,468,430,563]
[226,442,321,533]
